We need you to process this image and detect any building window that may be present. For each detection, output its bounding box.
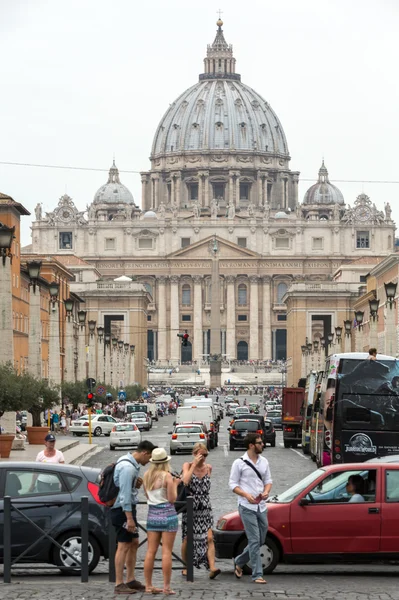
[239,183,250,201]
[189,183,198,201]
[238,314,247,322]
[277,314,287,321]
[238,284,247,306]
[356,231,370,249]
[312,237,324,250]
[277,282,288,303]
[182,284,191,306]
[59,232,73,250]
[181,238,191,248]
[275,237,290,249]
[147,315,152,321]
[105,238,116,250]
[182,314,191,322]
[359,275,367,283]
[213,182,225,200]
[138,238,153,249]
[237,340,248,360]
[237,237,247,248]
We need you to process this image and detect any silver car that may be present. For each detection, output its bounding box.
[169,423,207,455]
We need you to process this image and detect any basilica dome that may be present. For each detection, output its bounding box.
[303,161,344,205]
[151,22,289,157]
[93,160,134,204]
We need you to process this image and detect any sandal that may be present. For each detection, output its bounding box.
[145,588,163,594]
[234,563,243,579]
[209,569,221,579]
[163,590,176,596]
[253,578,267,584]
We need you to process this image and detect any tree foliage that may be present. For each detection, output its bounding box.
[61,380,87,409]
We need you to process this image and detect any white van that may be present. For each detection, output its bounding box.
[176,405,218,449]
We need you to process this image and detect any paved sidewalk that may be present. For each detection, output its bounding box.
[0,438,100,464]
[3,566,399,600]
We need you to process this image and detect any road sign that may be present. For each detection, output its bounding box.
[97,386,105,396]
[118,390,127,401]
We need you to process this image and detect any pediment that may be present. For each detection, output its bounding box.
[167,236,260,259]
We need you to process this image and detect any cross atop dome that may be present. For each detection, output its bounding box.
[199,17,241,82]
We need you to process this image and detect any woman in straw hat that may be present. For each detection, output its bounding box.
[143,447,180,595]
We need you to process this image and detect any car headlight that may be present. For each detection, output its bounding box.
[216,519,227,530]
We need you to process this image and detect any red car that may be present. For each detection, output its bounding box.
[213,462,399,574]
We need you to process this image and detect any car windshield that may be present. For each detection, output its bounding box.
[131,414,146,420]
[176,426,202,434]
[116,424,135,432]
[270,469,325,503]
[268,411,281,417]
[236,408,249,412]
[233,421,258,431]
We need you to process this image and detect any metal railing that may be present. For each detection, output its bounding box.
[2,496,195,583]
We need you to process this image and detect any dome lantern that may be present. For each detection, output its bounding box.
[200,19,240,82]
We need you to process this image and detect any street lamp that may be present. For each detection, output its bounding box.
[77,309,87,328]
[88,320,96,336]
[97,326,104,340]
[0,222,15,266]
[344,320,352,335]
[306,341,312,352]
[384,281,397,308]
[124,342,129,352]
[320,337,325,348]
[104,332,111,345]
[112,337,118,347]
[335,326,343,341]
[301,345,307,354]
[27,260,42,293]
[327,332,334,346]
[354,310,364,328]
[369,297,379,320]
[130,345,135,354]
[49,281,59,308]
[313,340,319,351]
[64,297,74,319]
[118,340,124,350]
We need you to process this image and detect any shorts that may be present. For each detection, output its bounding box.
[147,503,178,533]
[110,506,139,543]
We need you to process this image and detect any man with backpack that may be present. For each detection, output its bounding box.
[228,433,273,585]
[110,440,157,595]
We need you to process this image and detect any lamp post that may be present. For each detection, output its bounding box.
[384,282,397,356]
[129,344,135,385]
[27,261,42,379]
[313,339,320,371]
[77,309,87,381]
[210,236,222,389]
[301,345,307,378]
[63,298,75,382]
[369,297,379,350]
[335,326,342,354]
[48,281,61,390]
[117,340,124,387]
[111,337,118,387]
[104,332,111,384]
[124,342,130,386]
[96,326,105,383]
[344,319,352,353]
[0,223,15,433]
[88,320,96,380]
[354,310,364,353]
[327,332,334,355]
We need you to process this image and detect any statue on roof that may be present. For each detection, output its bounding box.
[34,203,42,221]
[192,201,201,219]
[385,202,392,220]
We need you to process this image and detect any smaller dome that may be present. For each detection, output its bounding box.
[275,211,288,219]
[143,210,157,219]
[93,160,134,204]
[303,161,344,205]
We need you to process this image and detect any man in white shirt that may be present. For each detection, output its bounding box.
[229,432,273,584]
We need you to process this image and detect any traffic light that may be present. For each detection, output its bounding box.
[87,392,95,408]
[177,330,189,347]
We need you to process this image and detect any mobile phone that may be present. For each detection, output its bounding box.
[171,471,181,479]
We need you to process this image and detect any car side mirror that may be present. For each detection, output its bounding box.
[299,497,310,507]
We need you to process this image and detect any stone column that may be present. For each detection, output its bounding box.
[88,331,96,380]
[385,304,396,356]
[97,336,105,383]
[249,276,259,360]
[28,285,42,379]
[170,276,180,364]
[171,177,176,206]
[229,172,235,203]
[369,317,378,350]
[124,349,130,386]
[262,276,272,359]
[141,174,148,210]
[157,276,167,361]
[0,254,15,434]
[105,342,111,384]
[210,244,222,388]
[198,174,203,207]
[49,300,61,388]
[176,173,181,206]
[64,318,75,382]
[355,326,363,353]
[235,177,240,206]
[77,325,86,382]
[226,276,236,360]
[129,349,135,384]
[153,176,159,209]
[344,333,351,353]
[193,275,203,361]
[204,172,210,207]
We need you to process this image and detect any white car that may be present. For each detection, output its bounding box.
[235,406,250,416]
[70,415,118,437]
[110,422,141,450]
[129,412,151,431]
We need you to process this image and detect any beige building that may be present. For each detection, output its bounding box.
[26,20,396,385]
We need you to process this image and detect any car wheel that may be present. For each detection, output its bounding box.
[170,448,176,455]
[53,532,101,574]
[110,445,115,450]
[209,438,215,450]
[235,535,280,575]
[93,427,102,437]
[283,440,291,448]
[271,440,276,447]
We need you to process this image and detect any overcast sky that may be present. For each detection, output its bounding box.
[1,0,398,246]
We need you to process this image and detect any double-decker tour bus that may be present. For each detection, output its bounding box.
[316,352,399,466]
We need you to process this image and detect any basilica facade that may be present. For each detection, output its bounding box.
[28,20,395,383]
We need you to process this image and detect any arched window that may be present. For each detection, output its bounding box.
[182,284,191,306]
[277,282,288,303]
[238,284,247,306]
[237,341,248,360]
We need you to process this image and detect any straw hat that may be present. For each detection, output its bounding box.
[149,447,171,463]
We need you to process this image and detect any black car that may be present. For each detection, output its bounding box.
[228,418,276,450]
[0,462,108,573]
